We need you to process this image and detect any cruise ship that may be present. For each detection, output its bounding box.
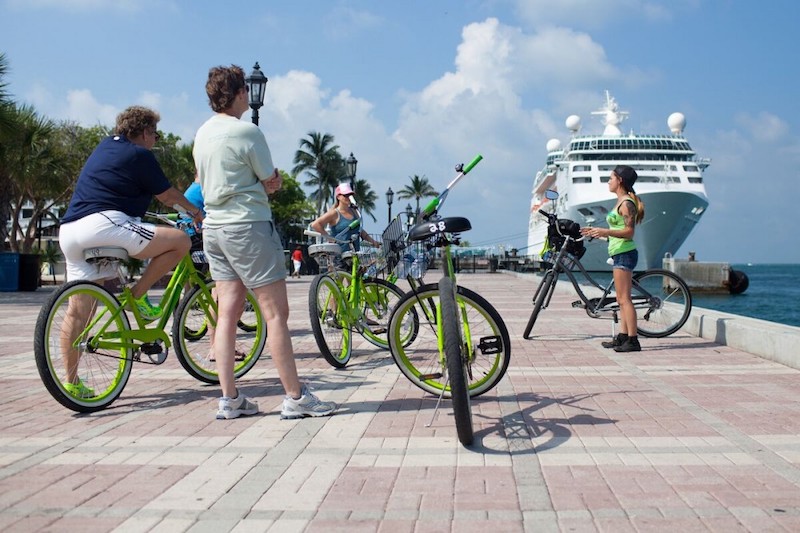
[527,91,710,271]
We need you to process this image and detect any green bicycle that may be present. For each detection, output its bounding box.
[33,212,266,413]
[304,228,416,368]
[387,155,511,446]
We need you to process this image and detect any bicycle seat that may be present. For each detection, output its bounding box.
[308,243,342,257]
[407,217,471,242]
[84,247,129,264]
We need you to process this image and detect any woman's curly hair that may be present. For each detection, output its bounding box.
[115,106,160,138]
[206,65,246,112]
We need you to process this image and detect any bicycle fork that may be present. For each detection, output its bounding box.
[425,291,473,428]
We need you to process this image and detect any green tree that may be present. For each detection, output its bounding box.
[292,131,342,216]
[397,174,438,217]
[270,171,315,245]
[1,104,64,253]
[0,52,16,247]
[153,134,195,193]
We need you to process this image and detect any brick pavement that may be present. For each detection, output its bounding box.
[2,273,800,532]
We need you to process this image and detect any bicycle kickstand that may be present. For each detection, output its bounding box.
[425,377,450,428]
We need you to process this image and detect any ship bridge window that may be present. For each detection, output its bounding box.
[578,208,594,217]
[684,165,699,171]
[572,165,592,171]
[688,177,703,184]
[572,177,591,184]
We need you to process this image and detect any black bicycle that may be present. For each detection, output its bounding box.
[523,190,692,340]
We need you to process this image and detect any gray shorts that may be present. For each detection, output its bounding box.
[203,221,287,289]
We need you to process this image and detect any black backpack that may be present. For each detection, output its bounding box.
[547,219,586,259]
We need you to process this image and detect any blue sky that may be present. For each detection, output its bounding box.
[2,0,799,263]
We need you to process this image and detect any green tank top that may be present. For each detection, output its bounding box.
[606,197,637,256]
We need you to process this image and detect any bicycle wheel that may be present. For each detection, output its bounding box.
[309,273,352,368]
[172,281,266,383]
[439,277,474,446]
[632,269,692,338]
[237,299,258,332]
[180,290,256,339]
[359,277,417,349]
[34,281,133,413]
[523,270,554,339]
[388,283,510,398]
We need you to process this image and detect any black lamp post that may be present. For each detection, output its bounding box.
[345,152,358,190]
[405,203,413,230]
[386,187,394,224]
[245,62,268,125]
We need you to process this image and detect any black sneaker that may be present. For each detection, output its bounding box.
[601,333,627,349]
[614,337,641,352]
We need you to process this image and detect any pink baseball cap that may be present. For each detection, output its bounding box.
[334,183,355,197]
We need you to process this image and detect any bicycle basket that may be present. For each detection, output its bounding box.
[358,248,387,277]
[547,219,585,259]
[382,215,408,273]
[393,247,428,280]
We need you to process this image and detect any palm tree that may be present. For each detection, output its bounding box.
[352,178,378,224]
[292,132,342,216]
[397,174,438,217]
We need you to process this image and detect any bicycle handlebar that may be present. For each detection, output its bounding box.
[304,229,353,245]
[419,154,483,221]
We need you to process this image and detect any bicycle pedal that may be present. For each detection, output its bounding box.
[478,335,502,354]
[571,300,585,308]
[419,373,443,380]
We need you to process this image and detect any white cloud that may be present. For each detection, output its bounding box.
[514,0,672,30]
[735,111,790,143]
[322,6,383,39]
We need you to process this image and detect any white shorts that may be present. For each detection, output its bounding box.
[59,211,156,282]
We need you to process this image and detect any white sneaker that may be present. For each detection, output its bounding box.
[216,391,259,420]
[281,385,336,419]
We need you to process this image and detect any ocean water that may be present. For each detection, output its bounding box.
[691,264,800,328]
[582,264,800,328]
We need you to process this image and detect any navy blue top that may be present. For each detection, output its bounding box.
[62,135,171,223]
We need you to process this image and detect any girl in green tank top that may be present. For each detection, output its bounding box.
[579,165,645,353]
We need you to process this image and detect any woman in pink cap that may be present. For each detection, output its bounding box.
[310,183,381,252]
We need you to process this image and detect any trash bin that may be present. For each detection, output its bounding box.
[18,253,41,291]
[489,257,498,273]
[0,253,20,291]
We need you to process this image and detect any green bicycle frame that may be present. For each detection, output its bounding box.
[80,255,216,354]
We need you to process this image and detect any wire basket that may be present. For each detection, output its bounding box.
[358,249,388,277]
[382,215,408,274]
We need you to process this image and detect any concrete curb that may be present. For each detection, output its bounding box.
[507,269,800,370]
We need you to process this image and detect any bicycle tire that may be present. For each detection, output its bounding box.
[388,283,510,398]
[632,269,692,338]
[439,277,474,446]
[172,281,266,383]
[34,281,133,413]
[359,277,417,349]
[237,299,258,332]
[181,297,257,339]
[309,273,352,368]
[523,271,554,339]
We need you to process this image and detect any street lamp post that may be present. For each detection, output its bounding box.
[345,152,358,190]
[385,187,394,224]
[245,62,268,125]
[405,203,413,230]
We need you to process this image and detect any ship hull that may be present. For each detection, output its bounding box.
[529,190,708,271]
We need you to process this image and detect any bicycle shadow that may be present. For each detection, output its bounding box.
[467,390,621,454]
